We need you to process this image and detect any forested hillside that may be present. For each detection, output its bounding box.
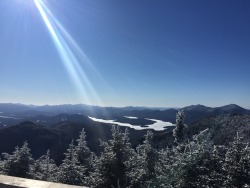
[0,116,151,164]
[0,111,249,187]
[153,114,250,149]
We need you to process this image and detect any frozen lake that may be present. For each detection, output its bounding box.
[88,116,174,131]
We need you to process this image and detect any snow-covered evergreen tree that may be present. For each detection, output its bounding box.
[57,140,86,185]
[89,145,117,188]
[0,157,3,174]
[156,129,214,188]
[126,131,158,188]
[205,145,226,188]
[224,132,250,188]
[75,128,95,175]
[29,150,58,182]
[178,129,214,187]
[173,110,185,146]
[89,126,134,188]
[2,141,34,178]
[155,147,176,188]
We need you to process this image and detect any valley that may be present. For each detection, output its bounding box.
[0,103,250,187]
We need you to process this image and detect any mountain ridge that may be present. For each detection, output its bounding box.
[1,102,248,113]
[0,103,249,127]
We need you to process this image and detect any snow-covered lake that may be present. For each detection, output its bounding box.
[88,116,174,131]
[0,115,21,120]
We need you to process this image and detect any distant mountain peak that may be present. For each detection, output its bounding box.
[218,104,245,110]
[182,104,210,111]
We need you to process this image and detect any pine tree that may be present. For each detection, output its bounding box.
[29,150,58,182]
[206,145,226,187]
[89,144,117,188]
[185,129,215,187]
[57,140,86,185]
[155,147,176,188]
[89,126,134,188]
[75,128,94,175]
[2,141,34,178]
[224,132,250,188]
[159,129,213,188]
[0,157,3,174]
[173,110,185,146]
[153,111,186,187]
[126,131,158,188]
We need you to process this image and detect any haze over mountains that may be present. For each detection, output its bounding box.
[0,103,249,127]
[0,102,249,165]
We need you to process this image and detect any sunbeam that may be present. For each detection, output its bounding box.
[33,0,104,108]
[38,0,101,77]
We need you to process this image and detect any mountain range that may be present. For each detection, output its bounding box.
[0,103,249,164]
[0,103,249,127]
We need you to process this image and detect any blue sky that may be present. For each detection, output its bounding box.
[0,0,250,108]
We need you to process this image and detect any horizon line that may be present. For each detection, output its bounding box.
[0,102,248,110]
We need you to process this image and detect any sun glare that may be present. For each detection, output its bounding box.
[15,0,34,7]
[33,0,105,109]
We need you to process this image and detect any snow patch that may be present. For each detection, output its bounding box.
[124,116,138,119]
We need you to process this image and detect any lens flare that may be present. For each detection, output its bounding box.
[33,0,104,108]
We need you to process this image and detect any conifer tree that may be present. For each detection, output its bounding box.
[158,129,213,188]
[2,141,34,178]
[224,133,250,187]
[29,150,58,182]
[206,145,226,187]
[89,126,134,188]
[75,128,94,175]
[184,129,215,187]
[173,110,185,146]
[0,157,3,174]
[155,147,176,187]
[89,144,117,188]
[126,131,158,188]
[57,140,86,185]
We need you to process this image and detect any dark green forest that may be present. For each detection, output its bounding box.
[0,111,250,188]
